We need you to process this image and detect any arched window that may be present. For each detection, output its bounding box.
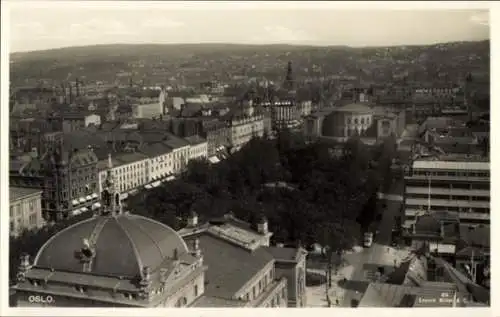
[354,118,358,124]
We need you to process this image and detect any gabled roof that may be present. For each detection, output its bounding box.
[459,225,490,249]
[10,187,43,202]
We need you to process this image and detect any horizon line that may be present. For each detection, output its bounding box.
[10,39,490,55]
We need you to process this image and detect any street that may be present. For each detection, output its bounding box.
[341,179,408,307]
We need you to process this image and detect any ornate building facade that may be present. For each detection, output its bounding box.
[12,163,308,307]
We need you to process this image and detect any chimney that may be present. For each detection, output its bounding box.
[192,238,201,257]
[187,210,198,227]
[257,216,268,235]
[76,79,80,97]
[17,253,31,283]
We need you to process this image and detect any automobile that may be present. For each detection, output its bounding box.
[363,232,374,248]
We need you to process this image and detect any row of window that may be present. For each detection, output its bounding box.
[10,212,40,236]
[407,194,490,201]
[406,181,490,191]
[265,287,286,307]
[174,284,199,307]
[406,205,489,214]
[412,170,490,178]
[346,117,371,125]
[246,269,274,302]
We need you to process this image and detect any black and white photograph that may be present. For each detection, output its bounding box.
[2,1,492,312]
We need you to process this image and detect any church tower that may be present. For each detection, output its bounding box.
[100,153,122,216]
[284,61,294,91]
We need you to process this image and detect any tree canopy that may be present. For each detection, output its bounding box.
[10,131,398,282]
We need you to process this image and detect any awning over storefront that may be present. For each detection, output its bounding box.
[145,184,152,189]
[79,197,86,203]
[166,175,175,181]
[85,195,93,201]
[152,181,161,187]
[91,193,99,199]
[71,209,80,216]
[209,156,220,164]
[120,193,129,200]
[72,199,79,206]
[81,207,89,213]
[92,202,102,210]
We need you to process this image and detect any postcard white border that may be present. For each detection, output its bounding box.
[1,1,496,317]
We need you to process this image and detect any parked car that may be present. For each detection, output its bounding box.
[363,232,374,247]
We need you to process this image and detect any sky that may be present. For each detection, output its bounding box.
[7,2,490,53]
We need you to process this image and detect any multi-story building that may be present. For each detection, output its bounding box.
[227,105,264,152]
[260,100,302,131]
[178,212,308,307]
[163,137,191,174]
[307,103,405,142]
[9,187,44,237]
[200,119,231,157]
[10,146,100,221]
[185,135,208,161]
[321,103,374,140]
[48,112,102,133]
[140,143,174,182]
[132,102,164,119]
[97,152,150,196]
[403,158,490,229]
[11,177,307,307]
[298,100,313,117]
[9,118,54,153]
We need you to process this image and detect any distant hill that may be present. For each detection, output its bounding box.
[10,40,489,63]
[9,40,490,87]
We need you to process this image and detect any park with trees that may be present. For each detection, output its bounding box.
[9,129,398,282]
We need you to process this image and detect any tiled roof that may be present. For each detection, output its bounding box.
[115,152,148,164]
[459,225,490,249]
[190,295,248,307]
[185,135,207,145]
[358,282,461,307]
[263,247,301,262]
[335,103,373,114]
[190,234,274,298]
[69,149,98,167]
[386,254,427,286]
[163,135,190,149]
[140,143,172,157]
[10,187,42,202]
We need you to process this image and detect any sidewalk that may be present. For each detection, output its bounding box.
[306,263,355,307]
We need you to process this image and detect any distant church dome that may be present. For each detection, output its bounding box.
[34,214,189,278]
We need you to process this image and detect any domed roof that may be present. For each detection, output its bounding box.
[34,214,189,278]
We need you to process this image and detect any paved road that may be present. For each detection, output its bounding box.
[341,180,405,307]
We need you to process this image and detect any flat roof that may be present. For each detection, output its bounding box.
[412,160,490,171]
[10,187,42,202]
